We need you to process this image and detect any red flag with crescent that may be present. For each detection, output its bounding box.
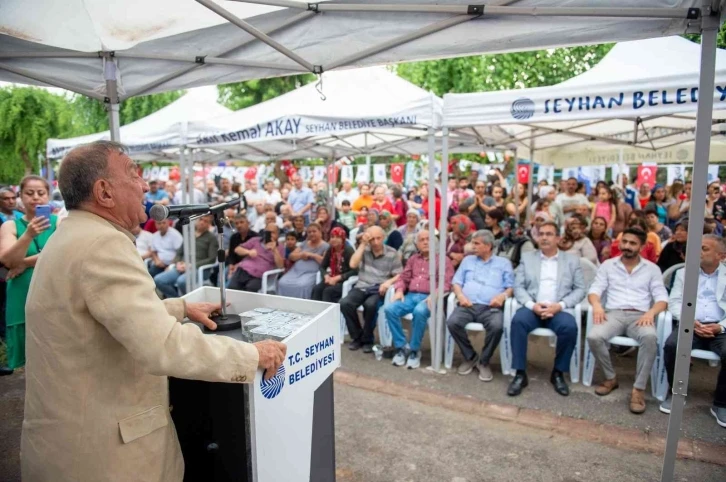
[391,163,404,183]
[517,163,530,184]
[327,164,339,183]
[244,167,258,180]
[637,164,656,187]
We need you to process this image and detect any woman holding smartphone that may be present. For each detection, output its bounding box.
[0,175,58,369]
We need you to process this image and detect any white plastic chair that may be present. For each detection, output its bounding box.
[662,262,685,293]
[339,275,388,346]
[578,257,599,313]
[662,312,721,369]
[340,276,358,342]
[444,294,513,372]
[260,268,284,294]
[582,309,669,401]
[197,263,217,287]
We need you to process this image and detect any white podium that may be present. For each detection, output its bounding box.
[173,287,341,482]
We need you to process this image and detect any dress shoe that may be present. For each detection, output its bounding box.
[348,340,363,351]
[507,372,528,396]
[629,388,646,414]
[550,371,569,396]
[0,366,13,377]
[362,344,374,354]
[595,378,619,396]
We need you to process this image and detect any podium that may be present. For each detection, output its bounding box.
[172,287,341,482]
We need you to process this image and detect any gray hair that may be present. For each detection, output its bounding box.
[703,234,726,253]
[58,140,126,210]
[471,229,495,246]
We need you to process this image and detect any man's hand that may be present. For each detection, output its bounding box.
[635,312,655,327]
[393,290,405,302]
[490,293,506,308]
[457,293,473,308]
[532,303,546,317]
[593,305,607,325]
[379,282,390,296]
[541,303,562,319]
[154,259,166,268]
[360,232,372,245]
[248,249,258,258]
[186,302,228,331]
[264,242,276,251]
[254,340,287,380]
[175,262,186,273]
[695,321,721,338]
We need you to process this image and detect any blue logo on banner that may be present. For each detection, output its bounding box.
[260,364,286,399]
[511,98,535,120]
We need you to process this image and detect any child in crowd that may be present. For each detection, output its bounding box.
[592,186,617,236]
[356,206,369,227]
[337,200,357,230]
[283,231,299,272]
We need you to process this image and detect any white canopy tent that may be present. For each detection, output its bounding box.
[46,86,232,162]
[187,66,482,161]
[2,3,722,478]
[443,35,726,168]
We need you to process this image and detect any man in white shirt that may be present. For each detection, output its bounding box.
[253,208,283,232]
[132,226,153,259]
[148,219,184,277]
[587,227,668,414]
[336,180,359,208]
[172,180,207,205]
[244,180,266,206]
[660,235,726,427]
[262,180,282,205]
[247,201,266,228]
[509,221,585,397]
[555,177,589,220]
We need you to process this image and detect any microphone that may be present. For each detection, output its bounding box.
[149,204,212,222]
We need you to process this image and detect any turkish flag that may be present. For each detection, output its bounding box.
[327,164,339,183]
[391,163,404,183]
[244,167,258,180]
[637,164,656,187]
[517,164,530,184]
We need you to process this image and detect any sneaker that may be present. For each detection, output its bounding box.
[348,340,363,351]
[362,344,374,354]
[457,357,478,375]
[392,348,407,367]
[477,363,494,382]
[710,406,726,428]
[659,394,672,414]
[406,351,421,369]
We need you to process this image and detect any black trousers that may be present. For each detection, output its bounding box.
[311,282,344,303]
[340,288,381,345]
[228,269,262,293]
[664,329,726,407]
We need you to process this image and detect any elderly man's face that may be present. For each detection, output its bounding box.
[0,190,16,211]
[367,227,385,250]
[255,202,265,214]
[416,230,430,255]
[235,218,249,233]
[107,151,149,230]
[471,237,492,259]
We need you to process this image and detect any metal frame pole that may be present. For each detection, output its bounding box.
[435,128,449,373]
[189,148,198,293]
[660,4,720,481]
[103,57,121,142]
[526,130,535,226]
[426,129,439,370]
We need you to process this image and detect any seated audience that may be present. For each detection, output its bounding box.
[356,206,370,227]
[371,185,394,217]
[352,184,374,214]
[660,235,726,427]
[341,226,403,353]
[505,183,529,226]
[385,230,454,369]
[610,217,658,263]
[379,210,403,250]
[252,204,282,232]
[391,186,408,227]
[247,201,266,228]
[148,218,184,277]
[154,215,218,298]
[586,227,668,414]
[484,207,505,242]
[315,205,348,242]
[558,214,599,265]
[645,207,672,244]
[398,209,421,264]
[227,214,258,268]
[284,215,307,242]
[468,180,495,230]
[446,230,514,382]
[508,221,585,397]
[591,185,617,235]
[447,214,473,269]
[278,223,329,299]
[422,187,442,228]
[612,189,633,238]
[645,184,673,225]
[657,219,688,273]
[312,227,357,303]
[537,186,564,228]
[337,200,357,231]
[529,210,551,247]
[227,223,285,292]
[282,232,299,272]
[132,225,153,260]
[496,217,535,269]
[587,216,612,263]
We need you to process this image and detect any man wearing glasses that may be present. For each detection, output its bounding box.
[0,187,23,223]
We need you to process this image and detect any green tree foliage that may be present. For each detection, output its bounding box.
[218,74,315,111]
[69,91,183,136]
[0,87,74,183]
[685,22,726,49]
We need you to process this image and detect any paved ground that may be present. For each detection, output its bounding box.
[334,383,726,482]
[340,333,726,446]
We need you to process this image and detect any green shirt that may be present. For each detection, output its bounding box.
[337,211,357,230]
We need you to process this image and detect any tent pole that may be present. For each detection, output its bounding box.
[189,149,198,293]
[365,133,371,177]
[327,152,335,218]
[526,131,535,226]
[435,128,449,374]
[426,128,439,371]
[103,55,121,142]
[660,5,720,481]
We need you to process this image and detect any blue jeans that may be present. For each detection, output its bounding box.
[384,292,430,351]
[154,266,187,298]
[510,307,577,373]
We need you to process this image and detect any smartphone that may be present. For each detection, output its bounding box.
[35,204,51,222]
[263,230,272,244]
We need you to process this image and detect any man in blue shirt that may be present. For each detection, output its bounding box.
[447,230,514,382]
[0,187,23,223]
[288,174,314,224]
[144,180,170,205]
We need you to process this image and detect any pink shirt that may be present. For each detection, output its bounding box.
[594,201,612,223]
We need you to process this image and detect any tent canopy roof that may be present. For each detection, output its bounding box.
[0,1,703,101]
[442,35,726,167]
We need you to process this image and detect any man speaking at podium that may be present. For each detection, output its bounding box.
[21,141,286,482]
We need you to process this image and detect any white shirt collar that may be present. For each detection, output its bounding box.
[540,249,559,261]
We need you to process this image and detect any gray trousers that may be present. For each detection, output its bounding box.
[446,304,504,365]
[586,310,658,390]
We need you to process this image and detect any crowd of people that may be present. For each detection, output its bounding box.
[1,164,725,426]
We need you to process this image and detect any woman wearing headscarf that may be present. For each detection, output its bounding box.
[398,209,421,265]
[277,223,329,299]
[379,210,404,250]
[496,217,535,269]
[447,214,474,268]
[314,205,348,242]
[528,210,552,246]
[537,185,564,228]
[311,227,357,302]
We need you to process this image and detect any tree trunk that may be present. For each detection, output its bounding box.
[20,146,33,175]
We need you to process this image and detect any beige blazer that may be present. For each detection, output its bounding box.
[22,210,259,482]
